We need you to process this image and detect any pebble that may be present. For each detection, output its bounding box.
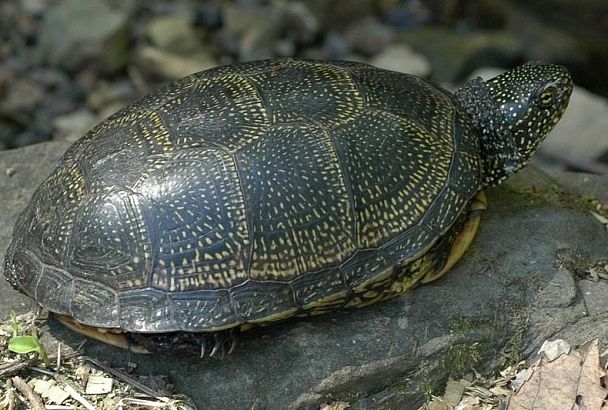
[36,0,129,72]
[345,17,394,57]
[52,109,98,142]
[370,43,431,76]
[146,14,204,54]
[282,1,320,45]
[0,78,45,115]
[323,31,351,59]
[135,46,217,81]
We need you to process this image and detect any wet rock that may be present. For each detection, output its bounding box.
[1,140,607,409]
[370,43,431,76]
[344,17,394,57]
[36,0,130,73]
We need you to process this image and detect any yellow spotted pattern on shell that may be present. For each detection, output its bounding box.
[5,59,482,332]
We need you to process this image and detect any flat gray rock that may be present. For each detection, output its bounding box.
[1,142,608,409]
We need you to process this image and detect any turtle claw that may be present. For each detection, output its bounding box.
[199,337,207,359]
[201,328,238,359]
[209,333,224,358]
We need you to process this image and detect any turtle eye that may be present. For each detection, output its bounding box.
[537,85,557,108]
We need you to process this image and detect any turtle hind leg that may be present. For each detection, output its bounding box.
[420,190,486,284]
[127,328,239,358]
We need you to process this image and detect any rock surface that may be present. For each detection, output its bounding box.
[1,142,608,409]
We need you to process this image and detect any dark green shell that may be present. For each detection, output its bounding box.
[4,58,481,332]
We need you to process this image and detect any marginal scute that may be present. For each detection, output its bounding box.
[27,160,85,264]
[34,265,72,316]
[291,267,348,308]
[71,279,120,328]
[171,290,237,331]
[229,281,297,322]
[119,290,176,332]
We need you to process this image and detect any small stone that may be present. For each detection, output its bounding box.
[221,3,283,61]
[0,78,45,115]
[135,46,217,81]
[538,339,571,361]
[6,167,15,177]
[85,375,113,395]
[193,3,222,29]
[345,17,394,57]
[19,0,46,15]
[282,1,320,45]
[370,43,431,76]
[87,80,135,111]
[52,109,98,142]
[37,0,130,72]
[323,31,351,59]
[239,24,282,62]
[443,379,469,405]
[146,14,204,55]
[223,3,274,35]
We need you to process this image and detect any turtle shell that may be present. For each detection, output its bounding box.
[4,59,482,333]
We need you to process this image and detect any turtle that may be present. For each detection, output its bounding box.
[3,58,572,356]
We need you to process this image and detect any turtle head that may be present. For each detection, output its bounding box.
[456,62,573,186]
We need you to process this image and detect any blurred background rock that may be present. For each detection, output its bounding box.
[0,0,606,173]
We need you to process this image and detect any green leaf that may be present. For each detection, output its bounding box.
[8,335,40,354]
[8,330,52,367]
